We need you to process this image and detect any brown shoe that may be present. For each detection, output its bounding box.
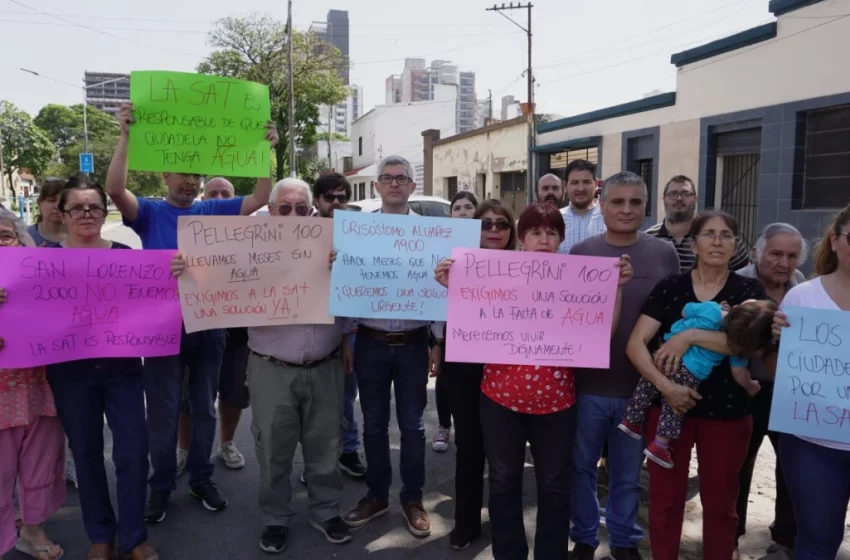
[401,502,431,537]
[127,542,159,560]
[88,543,114,560]
[343,497,389,528]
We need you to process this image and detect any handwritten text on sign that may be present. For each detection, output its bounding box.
[329,212,481,321]
[445,249,618,368]
[0,248,182,368]
[770,306,850,444]
[177,215,334,333]
[129,71,271,177]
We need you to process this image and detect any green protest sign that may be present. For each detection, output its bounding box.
[128,71,272,178]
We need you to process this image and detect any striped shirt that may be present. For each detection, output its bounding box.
[557,204,607,254]
[248,319,349,364]
[644,221,750,273]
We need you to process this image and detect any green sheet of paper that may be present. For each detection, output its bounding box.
[128,71,272,178]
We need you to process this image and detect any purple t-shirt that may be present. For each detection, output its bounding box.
[569,232,680,398]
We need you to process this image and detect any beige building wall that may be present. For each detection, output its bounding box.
[600,133,622,180]
[657,119,701,218]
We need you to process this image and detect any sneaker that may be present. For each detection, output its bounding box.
[190,480,228,512]
[617,420,642,440]
[300,472,306,484]
[449,527,480,550]
[760,544,794,560]
[65,456,79,489]
[611,547,644,560]
[175,448,188,478]
[432,426,450,452]
[145,489,170,524]
[343,497,389,528]
[338,452,366,479]
[644,441,674,469]
[571,543,596,560]
[401,502,431,537]
[310,516,353,544]
[260,526,288,553]
[219,441,245,469]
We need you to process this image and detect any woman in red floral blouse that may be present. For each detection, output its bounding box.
[437,203,631,559]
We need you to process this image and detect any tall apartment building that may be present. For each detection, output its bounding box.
[311,10,360,141]
[310,9,350,85]
[387,59,478,133]
[84,71,129,117]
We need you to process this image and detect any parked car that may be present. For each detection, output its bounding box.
[251,195,451,217]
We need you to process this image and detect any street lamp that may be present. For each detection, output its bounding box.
[20,68,124,170]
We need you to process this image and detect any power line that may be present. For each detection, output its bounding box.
[350,35,519,66]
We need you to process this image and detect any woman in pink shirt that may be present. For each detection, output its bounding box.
[0,208,65,560]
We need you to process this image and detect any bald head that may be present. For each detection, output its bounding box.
[203,177,235,200]
[536,173,565,207]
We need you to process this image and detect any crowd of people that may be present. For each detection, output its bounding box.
[0,100,848,560]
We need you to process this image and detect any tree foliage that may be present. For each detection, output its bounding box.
[197,14,348,180]
[0,101,54,199]
[34,104,118,152]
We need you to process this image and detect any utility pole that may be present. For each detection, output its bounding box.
[286,0,297,178]
[486,2,534,205]
[327,105,333,170]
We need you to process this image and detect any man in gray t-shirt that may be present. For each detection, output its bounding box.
[567,172,680,558]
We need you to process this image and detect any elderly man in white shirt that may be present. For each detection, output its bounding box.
[556,159,606,253]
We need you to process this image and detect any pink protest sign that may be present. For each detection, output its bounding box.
[445,248,618,368]
[0,247,182,368]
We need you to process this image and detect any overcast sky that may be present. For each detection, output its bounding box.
[1,0,775,120]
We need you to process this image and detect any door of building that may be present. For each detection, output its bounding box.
[714,128,762,250]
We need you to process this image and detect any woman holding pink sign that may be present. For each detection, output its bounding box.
[436,202,631,559]
[0,208,65,560]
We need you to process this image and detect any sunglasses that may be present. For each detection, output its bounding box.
[322,193,349,203]
[481,219,511,232]
[277,204,311,216]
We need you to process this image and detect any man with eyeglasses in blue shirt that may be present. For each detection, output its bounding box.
[106,102,278,524]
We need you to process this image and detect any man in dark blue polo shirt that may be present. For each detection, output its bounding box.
[106,102,278,524]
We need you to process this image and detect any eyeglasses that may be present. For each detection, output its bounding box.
[322,193,349,203]
[665,191,695,200]
[0,232,18,245]
[275,204,311,216]
[378,174,412,186]
[481,219,511,232]
[696,232,739,244]
[65,206,107,220]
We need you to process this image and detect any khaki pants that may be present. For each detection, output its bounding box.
[247,353,345,526]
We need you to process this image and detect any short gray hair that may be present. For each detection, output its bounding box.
[377,155,414,180]
[600,171,647,201]
[270,178,312,207]
[0,207,33,247]
[755,222,809,265]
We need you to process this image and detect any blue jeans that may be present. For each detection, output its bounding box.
[355,334,428,505]
[144,329,225,491]
[570,393,644,549]
[780,434,850,560]
[343,334,360,454]
[49,372,149,553]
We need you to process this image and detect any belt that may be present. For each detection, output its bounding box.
[357,325,428,346]
[250,350,337,370]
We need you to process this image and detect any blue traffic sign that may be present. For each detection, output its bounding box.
[79,153,94,174]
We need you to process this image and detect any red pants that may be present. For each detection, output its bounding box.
[645,406,752,560]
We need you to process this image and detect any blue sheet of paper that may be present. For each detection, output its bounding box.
[329,211,481,321]
[769,306,850,444]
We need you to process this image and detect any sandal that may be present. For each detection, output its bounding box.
[15,538,64,560]
[87,543,114,560]
[124,542,159,560]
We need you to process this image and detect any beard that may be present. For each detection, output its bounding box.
[666,206,696,224]
[543,194,561,206]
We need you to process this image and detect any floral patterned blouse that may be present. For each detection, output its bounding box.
[0,367,57,431]
[482,364,576,415]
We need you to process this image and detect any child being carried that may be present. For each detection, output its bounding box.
[618,299,777,469]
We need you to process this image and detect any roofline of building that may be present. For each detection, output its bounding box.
[533,136,603,153]
[769,0,825,16]
[431,116,527,147]
[537,93,676,135]
[670,22,778,68]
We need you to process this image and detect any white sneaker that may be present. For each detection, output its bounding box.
[176,448,188,478]
[65,456,78,489]
[432,427,450,452]
[218,441,245,469]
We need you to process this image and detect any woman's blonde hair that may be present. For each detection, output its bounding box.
[812,204,850,277]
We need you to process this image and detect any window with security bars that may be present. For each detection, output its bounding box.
[637,159,654,216]
[549,147,599,170]
[446,177,458,199]
[626,135,655,217]
[795,105,850,209]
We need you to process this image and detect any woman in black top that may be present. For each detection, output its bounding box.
[626,211,768,560]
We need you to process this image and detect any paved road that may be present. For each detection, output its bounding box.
[13,221,847,559]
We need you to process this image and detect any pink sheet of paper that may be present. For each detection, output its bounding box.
[0,247,182,368]
[445,248,618,368]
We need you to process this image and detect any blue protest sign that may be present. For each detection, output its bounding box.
[79,153,94,174]
[770,306,850,444]
[329,210,481,320]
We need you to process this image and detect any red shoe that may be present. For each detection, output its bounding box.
[644,441,674,469]
[617,420,642,440]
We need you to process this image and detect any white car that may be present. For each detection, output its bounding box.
[251,195,451,217]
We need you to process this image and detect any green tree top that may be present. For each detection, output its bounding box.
[0,101,54,198]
